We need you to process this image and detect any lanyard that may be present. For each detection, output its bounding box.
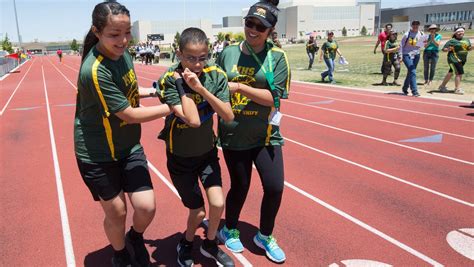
[244,41,280,110]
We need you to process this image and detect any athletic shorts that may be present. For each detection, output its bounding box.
[167,147,222,209]
[448,61,465,75]
[76,147,153,201]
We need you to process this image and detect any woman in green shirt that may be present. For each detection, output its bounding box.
[216,0,290,263]
[423,24,442,86]
[74,2,170,266]
[438,27,472,94]
[319,32,343,84]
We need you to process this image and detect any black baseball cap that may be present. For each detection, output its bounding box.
[411,20,420,26]
[244,3,277,28]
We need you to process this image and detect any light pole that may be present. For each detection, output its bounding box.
[13,0,22,51]
[378,0,382,34]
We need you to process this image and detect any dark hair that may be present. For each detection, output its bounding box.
[179,27,209,52]
[385,23,393,28]
[81,1,130,62]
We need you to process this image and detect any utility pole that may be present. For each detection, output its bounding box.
[13,0,22,50]
[377,0,382,34]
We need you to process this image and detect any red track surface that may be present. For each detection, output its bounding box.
[1,56,472,267]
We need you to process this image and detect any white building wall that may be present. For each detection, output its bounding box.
[359,4,375,35]
[132,19,213,44]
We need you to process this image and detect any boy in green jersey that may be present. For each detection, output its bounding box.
[157,28,235,267]
[438,27,472,94]
[381,31,401,86]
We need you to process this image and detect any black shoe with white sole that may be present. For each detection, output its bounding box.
[177,238,194,267]
[200,238,235,267]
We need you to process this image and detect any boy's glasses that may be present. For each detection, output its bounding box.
[245,20,268,33]
[182,55,209,64]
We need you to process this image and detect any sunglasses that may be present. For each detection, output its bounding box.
[245,19,268,33]
[182,54,209,64]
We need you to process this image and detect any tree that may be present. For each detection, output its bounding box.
[342,27,347,37]
[70,39,79,52]
[360,26,367,36]
[217,32,225,42]
[128,38,138,46]
[2,33,14,53]
[233,32,245,42]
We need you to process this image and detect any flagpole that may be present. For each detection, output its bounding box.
[13,0,22,50]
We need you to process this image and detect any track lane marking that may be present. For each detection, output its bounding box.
[42,64,76,266]
[0,59,35,116]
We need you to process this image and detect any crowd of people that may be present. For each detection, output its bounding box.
[75,1,288,267]
[129,42,161,65]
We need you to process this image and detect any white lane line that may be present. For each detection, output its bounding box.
[294,80,469,107]
[42,65,76,266]
[283,113,474,166]
[0,59,35,116]
[284,181,443,266]
[48,59,78,90]
[147,161,253,267]
[284,137,473,207]
[284,99,473,140]
[291,91,472,122]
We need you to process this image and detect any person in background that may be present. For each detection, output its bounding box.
[223,33,231,49]
[381,31,401,86]
[271,31,282,48]
[374,24,393,73]
[319,32,343,84]
[154,45,160,64]
[438,26,472,95]
[171,42,177,63]
[56,48,63,63]
[423,24,442,86]
[399,20,423,97]
[306,35,318,70]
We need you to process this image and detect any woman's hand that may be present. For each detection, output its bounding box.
[228,82,241,94]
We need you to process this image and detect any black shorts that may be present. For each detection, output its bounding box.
[448,61,465,75]
[76,147,153,201]
[167,147,222,209]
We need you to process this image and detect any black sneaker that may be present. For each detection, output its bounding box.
[126,228,151,267]
[200,238,235,267]
[177,238,194,267]
[111,252,132,267]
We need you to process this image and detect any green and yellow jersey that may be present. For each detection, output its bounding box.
[158,63,230,157]
[321,40,338,59]
[383,39,400,61]
[216,41,291,150]
[443,37,471,64]
[74,46,141,163]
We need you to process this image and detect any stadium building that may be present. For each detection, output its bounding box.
[381,1,473,32]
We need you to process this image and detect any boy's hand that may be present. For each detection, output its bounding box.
[228,82,241,94]
[182,68,205,94]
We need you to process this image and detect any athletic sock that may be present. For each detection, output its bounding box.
[129,226,143,240]
[114,247,129,258]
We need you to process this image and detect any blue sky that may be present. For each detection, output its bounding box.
[0,0,468,43]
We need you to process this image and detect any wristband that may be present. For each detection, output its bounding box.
[175,78,186,97]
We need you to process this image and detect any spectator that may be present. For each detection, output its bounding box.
[399,20,423,97]
[319,32,343,84]
[438,26,472,94]
[56,48,63,63]
[423,24,442,86]
[154,45,160,64]
[271,31,282,48]
[381,31,401,86]
[223,33,231,49]
[306,35,318,70]
[374,24,393,73]
[171,42,177,63]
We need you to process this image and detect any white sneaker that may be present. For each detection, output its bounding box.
[454,88,464,95]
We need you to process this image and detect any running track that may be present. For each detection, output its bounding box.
[1,56,472,267]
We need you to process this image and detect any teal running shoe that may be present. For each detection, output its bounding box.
[253,232,286,263]
[218,226,244,253]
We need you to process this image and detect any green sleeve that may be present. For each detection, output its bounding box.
[321,42,327,52]
[86,64,130,115]
[159,73,181,106]
[467,38,472,49]
[443,39,453,50]
[383,41,389,53]
[215,70,230,103]
[435,34,442,42]
[273,52,291,99]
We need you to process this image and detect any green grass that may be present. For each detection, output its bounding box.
[285,33,474,96]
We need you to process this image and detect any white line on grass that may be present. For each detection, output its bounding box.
[42,65,76,266]
[291,91,472,122]
[284,99,473,140]
[0,59,35,116]
[283,113,474,165]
